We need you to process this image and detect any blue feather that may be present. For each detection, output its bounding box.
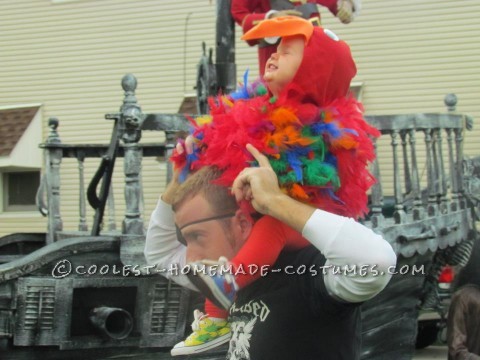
[325,188,344,204]
[195,131,204,141]
[229,70,250,100]
[179,167,189,183]
[290,145,311,157]
[344,128,359,137]
[325,153,337,167]
[310,122,342,138]
[179,150,200,183]
[286,151,303,182]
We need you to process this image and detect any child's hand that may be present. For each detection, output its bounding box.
[175,135,196,155]
[164,136,196,204]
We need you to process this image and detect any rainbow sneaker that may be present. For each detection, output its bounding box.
[171,310,231,356]
[187,257,239,310]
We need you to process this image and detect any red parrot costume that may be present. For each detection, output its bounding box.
[171,17,379,298]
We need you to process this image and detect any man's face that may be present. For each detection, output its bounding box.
[174,193,247,262]
[263,35,305,97]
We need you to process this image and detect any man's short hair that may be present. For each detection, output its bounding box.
[172,166,238,215]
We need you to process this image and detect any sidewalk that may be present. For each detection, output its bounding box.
[413,345,448,359]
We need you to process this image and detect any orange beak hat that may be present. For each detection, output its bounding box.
[241,15,314,44]
[242,16,357,107]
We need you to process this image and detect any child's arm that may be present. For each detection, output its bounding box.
[231,215,309,289]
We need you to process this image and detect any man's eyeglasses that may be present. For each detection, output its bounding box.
[175,213,236,245]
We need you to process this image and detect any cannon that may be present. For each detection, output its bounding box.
[89,306,133,340]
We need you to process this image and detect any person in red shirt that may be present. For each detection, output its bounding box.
[231,0,361,75]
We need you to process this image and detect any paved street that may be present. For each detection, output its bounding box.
[414,345,448,359]
[3,345,450,360]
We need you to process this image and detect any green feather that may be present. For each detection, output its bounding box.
[270,158,289,174]
[279,171,298,185]
[301,127,313,137]
[303,159,340,188]
[256,84,267,96]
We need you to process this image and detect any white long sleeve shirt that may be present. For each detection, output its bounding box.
[144,198,397,302]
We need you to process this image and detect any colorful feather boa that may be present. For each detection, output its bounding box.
[171,81,380,220]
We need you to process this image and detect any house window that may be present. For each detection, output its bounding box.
[2,171,40,212]
[0,104,42,213]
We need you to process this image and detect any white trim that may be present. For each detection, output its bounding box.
[0,103,42,110]
[350,81,364,88]
[11,109,43,167]
[0,211,42,219]
[349,81,364,101]
[265,10,279,19]
[0,106,43,168]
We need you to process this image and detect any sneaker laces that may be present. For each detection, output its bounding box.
[218,256,239,291]
[191,309,207,332]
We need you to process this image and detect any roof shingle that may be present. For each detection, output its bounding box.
[0,107,39,157]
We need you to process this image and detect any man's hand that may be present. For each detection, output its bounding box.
[232,144,316,232]
[231,144,283,215]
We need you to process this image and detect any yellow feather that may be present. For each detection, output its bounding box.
[196,115,213,126]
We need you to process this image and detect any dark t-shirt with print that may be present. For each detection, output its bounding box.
[226,246,362,360]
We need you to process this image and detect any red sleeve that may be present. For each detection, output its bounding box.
[315,0,339,15]
[231,215,309,289]
[231,0,269,46]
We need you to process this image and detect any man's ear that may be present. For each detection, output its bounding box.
[235,209,253,241]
